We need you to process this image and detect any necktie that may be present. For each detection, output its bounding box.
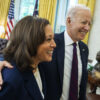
[68,43,78,100]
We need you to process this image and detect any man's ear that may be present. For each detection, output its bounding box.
[67,17,71,25]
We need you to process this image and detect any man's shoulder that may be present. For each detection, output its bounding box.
[54,32,64,43]
[79,41,88,48]
[54,32,64,38]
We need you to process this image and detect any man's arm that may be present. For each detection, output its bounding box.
[0,61,13,90]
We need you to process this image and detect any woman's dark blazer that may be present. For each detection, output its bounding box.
[0,57,46,100]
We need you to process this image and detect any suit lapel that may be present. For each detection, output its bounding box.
[56,32,65,87]
[79,42,87,71]
[21,70,43,100]
[78,41,88,99]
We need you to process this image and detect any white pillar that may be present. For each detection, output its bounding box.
[88,0,100,60]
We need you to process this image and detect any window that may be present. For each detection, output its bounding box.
[54,0,78,33]
[19,0,36,19]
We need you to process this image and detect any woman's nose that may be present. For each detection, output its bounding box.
[50,40,56,48]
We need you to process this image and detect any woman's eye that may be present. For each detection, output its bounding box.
[46,38,52,41]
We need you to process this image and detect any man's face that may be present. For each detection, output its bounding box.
[67,9,91,42]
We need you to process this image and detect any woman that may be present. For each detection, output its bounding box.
[0,16,56,100]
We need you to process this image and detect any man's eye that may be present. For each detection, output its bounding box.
[82,21,91,26]
[82,21,87,24]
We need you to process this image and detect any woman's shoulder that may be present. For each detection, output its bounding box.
[2,61,23,86]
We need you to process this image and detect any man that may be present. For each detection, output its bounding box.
[41,4,91,100]
[0,4,91,100]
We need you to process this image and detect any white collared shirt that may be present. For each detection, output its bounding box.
[60,30,82,100]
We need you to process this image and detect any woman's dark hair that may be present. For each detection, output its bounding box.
[3,16,50,71]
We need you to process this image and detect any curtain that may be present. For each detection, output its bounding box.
[0,0,11,38]
[54,0,69,33]
[78,0,96,44]
[39,0,57,29]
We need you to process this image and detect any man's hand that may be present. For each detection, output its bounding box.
[0,61,13,90]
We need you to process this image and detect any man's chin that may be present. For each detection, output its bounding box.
[79,36,86,41]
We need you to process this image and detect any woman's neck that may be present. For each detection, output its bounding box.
[31,57,40,73]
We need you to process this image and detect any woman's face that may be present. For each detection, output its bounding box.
[35,24,56,62]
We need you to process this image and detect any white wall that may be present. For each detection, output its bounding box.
[88,0,100,60]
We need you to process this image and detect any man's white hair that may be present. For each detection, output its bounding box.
[67,4,91,19]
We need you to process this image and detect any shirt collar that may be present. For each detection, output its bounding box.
[64,30,78,46]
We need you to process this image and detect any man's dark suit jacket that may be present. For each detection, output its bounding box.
[0,57,46,100]
[42,32,89,100]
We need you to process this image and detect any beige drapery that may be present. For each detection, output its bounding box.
[39,0,57,29]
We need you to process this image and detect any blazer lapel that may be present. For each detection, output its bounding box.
[38,65,46,98]
[21,70,43,100]
[56,32,65,88]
